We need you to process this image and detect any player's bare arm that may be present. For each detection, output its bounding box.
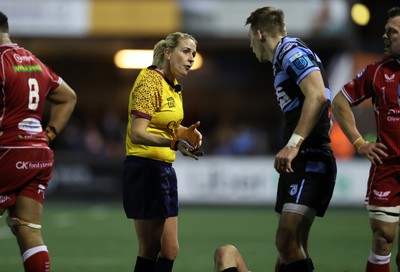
[332,92,388,165]
[46,81,77,136]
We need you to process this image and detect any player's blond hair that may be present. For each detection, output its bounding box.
[245,7,286,38]
[152,32,197,69]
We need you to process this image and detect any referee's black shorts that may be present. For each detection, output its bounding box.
[122,156,178,219]
[275,148,336,217]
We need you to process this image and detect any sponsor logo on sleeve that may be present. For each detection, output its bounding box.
[289,52,308,70]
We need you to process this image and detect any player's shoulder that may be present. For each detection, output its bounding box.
[378,57,400,70]
[0,43,18,53]
[0,43,32,55]
[352,58,397,82]
[0,44,42,67]
[276,36,310,62]
[360,58,398,76]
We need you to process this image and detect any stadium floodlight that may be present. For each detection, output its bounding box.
[351,3,370,26]
[114,49,203,70]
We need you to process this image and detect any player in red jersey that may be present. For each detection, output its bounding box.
[332,6,400,272]
[0,11,76,272]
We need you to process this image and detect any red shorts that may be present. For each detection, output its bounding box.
[0,147,54,209]
[366,157,400,206]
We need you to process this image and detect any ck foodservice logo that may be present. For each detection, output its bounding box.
[16,161,53,170]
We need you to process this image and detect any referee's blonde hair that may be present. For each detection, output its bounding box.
[152,32,197,69]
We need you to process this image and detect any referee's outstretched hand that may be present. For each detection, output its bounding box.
[176,139,204,160]
[183,121,203,149]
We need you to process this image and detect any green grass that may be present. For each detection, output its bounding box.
[0,203,396,271]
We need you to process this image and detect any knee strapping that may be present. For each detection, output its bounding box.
[368,205,400,223]
[6,217,42,230]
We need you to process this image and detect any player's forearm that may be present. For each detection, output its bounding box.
[47,101,76,134]
[332,94,361,144]
[130,127,172,148]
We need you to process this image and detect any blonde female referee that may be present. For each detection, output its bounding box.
[122,32,203,272]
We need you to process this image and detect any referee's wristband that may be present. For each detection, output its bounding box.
[353,137,366,150]
[286,133,304,149]
[170,138,179,151]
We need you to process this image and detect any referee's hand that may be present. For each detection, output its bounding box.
[176,139,204,160]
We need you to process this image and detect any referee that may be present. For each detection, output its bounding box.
[122,32,203,272]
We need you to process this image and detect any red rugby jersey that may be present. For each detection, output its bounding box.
[0,43,61,147]
[341,58,400,158]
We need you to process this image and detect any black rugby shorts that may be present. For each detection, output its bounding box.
[275,148,336,217]
[122,156,178,219]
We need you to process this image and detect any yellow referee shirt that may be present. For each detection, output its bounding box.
[125,67,183,163]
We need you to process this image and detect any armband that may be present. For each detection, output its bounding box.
[45,126,58,142]
[353,137,366,150]
[286,133,304,149]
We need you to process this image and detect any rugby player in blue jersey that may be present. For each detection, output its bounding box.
[243,6,337,272]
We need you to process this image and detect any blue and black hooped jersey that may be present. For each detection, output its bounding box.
[273,36,332,149]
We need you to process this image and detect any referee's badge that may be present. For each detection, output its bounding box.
[167,97,175,108]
